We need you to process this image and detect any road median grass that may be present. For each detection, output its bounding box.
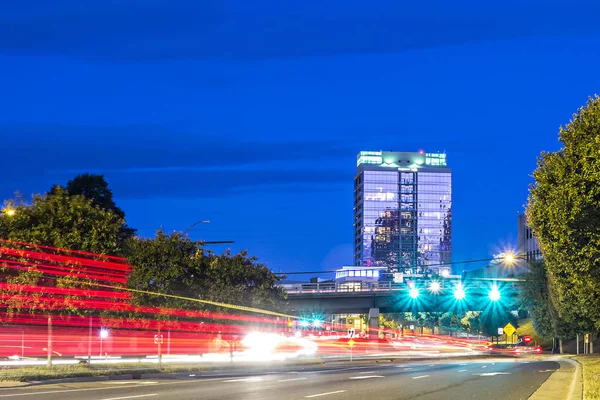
[0,358,325,383]
[0,364,160,383]
[573,355,600,399]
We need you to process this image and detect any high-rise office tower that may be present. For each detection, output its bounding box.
[354,150,452,276]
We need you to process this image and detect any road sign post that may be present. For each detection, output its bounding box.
[154,332,164,369]
[348,339,355,362]
[503,323,516,343]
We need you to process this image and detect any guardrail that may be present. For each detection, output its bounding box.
[283,280,520,294]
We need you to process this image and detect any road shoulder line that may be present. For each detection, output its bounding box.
[528,357,582,400]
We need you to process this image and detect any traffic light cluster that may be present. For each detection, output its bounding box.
[406,281,501,302]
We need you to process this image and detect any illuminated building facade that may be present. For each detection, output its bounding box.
[354,151,452,276]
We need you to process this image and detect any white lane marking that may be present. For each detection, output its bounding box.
[0,386,149,398]
[0,377,226,398]
[427,364,435,367]
[222,377,263,383]
[459,363,467,366]
[277,378,307,382]
[538,369,556,372]
[458,369,467,372]
[412,375,430,379]
[402,368,413,370]
[474,372,511,376]
[522,361,530,364]
[102,395,158,400]
[305,390,346,398]
[481,365,487,369]
[321,367,369,373]
[101,382,157,385]
[359,371,377,374]
[348,375,384,380]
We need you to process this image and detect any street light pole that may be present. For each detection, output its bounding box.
[182,220,210,236]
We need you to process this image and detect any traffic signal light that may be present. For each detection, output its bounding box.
[488,286,501,301]
[453,287,466,300]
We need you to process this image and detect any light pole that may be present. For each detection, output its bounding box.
[99,329,109,358]
[182,220,210,236]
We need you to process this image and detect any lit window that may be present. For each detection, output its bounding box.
[361,270,367,277]
[367,270,373,277]
[373,271,379,278]
[349,271,355,277]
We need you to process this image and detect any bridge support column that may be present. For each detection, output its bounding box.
[368,308,379,341]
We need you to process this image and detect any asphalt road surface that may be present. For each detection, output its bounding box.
[0,358,559,400]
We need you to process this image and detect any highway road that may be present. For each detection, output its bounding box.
[0,358,559,400]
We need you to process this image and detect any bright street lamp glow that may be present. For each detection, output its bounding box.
[313,319,321,328]
[453,287,466,300]
[300,320,309,328]
[429,281,441,293]
[489,287,501,301]
[503,253,516,265]
[99,329,109,339]
[409,287,420,299]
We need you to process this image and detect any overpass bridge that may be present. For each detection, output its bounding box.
[284,280,522,315]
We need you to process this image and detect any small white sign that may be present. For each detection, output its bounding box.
[410,325,415,330]
[497,328,504,335]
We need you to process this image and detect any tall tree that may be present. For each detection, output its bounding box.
[1,187,125,255]
[126,230,287,316]
[526,95,600,330]
[62,174,136,239]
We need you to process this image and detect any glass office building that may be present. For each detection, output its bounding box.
[354,151,452,276]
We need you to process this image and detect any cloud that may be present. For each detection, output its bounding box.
[0,122,353,171]
[2,1,599,61]
[0,121,356,199]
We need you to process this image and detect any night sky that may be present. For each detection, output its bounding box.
[2,1,599,279]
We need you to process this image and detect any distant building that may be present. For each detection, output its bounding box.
[517,214,542,262]
[354,150,452,276]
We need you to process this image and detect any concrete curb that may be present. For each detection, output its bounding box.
[528,357,582,400]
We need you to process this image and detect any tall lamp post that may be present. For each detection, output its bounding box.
[182,220,210,236]
[181,220,235,245]
[99,329,109,358]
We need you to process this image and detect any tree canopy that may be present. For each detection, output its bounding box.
[126,229,287,317]
[526,95,600,330]
[1,186,125,255]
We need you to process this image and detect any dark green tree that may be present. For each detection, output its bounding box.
[526,95,600,330]
[1,187,125,255]
[126,230,287,316]
[61,174,136,239]
[519,260,571,340]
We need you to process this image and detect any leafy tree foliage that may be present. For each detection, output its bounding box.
[126,230,287,318]
[62,174,135,239]
[519,260,575,339]
[1,187,125,255]
[526,95,600,330]
[0,188,127,319]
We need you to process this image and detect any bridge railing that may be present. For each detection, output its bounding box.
[283,282,405,294]
[283,279,520,294]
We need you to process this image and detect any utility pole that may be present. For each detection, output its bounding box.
[47,316,53,367]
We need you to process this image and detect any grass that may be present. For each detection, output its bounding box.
[0,358,324,383]
[515,318,553,349]
[0,364,160,382]
[574,355,600,400]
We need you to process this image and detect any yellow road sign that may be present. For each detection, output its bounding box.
[348,339,355,348]
[503,323,516,337]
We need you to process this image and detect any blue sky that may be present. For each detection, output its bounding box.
[1,0,599,279]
